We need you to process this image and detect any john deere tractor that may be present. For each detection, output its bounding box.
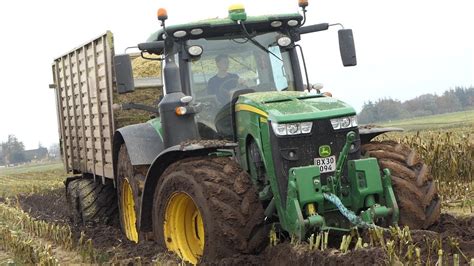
[109,2,441,264]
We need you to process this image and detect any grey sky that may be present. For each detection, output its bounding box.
[0,0,472,149]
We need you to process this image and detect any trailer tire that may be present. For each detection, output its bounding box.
[152,156,266,264]
[66,178,117,225]
[362,140,441,229]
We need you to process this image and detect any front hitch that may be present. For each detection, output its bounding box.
[281,130,399,238]
[327,131,355,196]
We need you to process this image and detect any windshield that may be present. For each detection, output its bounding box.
[187,32,296,140]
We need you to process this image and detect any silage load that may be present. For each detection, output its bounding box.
[131,54,162,78]
[113,54,163,128]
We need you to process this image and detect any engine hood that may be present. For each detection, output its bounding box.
[236,91,356,123]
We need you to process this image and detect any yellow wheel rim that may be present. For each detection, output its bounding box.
[121,178,138,243]
[164,192,205,264]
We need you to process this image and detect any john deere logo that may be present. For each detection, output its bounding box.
[319,145,331,157]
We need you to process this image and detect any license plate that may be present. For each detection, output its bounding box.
[314,155,336,173]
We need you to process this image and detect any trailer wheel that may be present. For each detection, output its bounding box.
[152,156,266,264]
[117,144,142,243]
[65,178,117,225]
[362,140,441,229]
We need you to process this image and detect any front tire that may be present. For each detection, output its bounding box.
[152,156,266,264]
[362,140,441,229]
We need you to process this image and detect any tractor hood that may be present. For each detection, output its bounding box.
[237,91,356,123]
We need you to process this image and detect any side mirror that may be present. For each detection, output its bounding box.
[338,29,357,67]
[114,54,135,94]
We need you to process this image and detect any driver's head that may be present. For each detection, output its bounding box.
[215,54,229,72]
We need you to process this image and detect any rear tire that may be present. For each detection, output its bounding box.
[117,144,145,243]
[152,156,266,264]
[362,140,441,229]
[66,178,117,225]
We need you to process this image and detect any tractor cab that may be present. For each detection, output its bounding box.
[114,4,356,146]
[149,10,306,140]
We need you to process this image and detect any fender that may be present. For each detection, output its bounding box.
[138,140,237,231]
[112,123,164,181]
[358,125,403,144]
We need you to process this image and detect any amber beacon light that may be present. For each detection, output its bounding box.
[157,8,168,21]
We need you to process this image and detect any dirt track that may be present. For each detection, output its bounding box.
[18,189,474,265]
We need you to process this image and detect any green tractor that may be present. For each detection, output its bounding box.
[110,2,441,264]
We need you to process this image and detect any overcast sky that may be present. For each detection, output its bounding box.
[0,0,472,149]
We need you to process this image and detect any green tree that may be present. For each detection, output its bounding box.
[1,135,26,165]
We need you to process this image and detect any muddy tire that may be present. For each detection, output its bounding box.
[361,140,441,229]
[152,156,266,264]
[117,144,145,243]
[66,178,117,225]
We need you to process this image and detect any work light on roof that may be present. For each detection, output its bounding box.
[187,45,203,57]
[287,20,299,27]
[271,21,283,28]
[173,30,187,38]
[190,28,203,35]
[277,36,292,47]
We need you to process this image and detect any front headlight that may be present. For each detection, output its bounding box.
[330,116,358,130]
[271,122,313,136]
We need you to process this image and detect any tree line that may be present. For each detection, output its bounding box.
[0,135,59,166]
[0,135,26,165]
[358,86,474,124]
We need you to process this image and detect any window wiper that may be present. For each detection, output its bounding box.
[238,21,282,62]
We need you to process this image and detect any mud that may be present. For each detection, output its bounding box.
[265,244,387,266]
[17,189,474,265]
[18,189,167,264]
[429,214,474,259]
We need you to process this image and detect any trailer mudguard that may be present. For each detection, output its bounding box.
[138,141,237,231]
[358,126,403,144]
[113,123,164,177]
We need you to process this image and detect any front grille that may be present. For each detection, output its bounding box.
[269,120,361,205]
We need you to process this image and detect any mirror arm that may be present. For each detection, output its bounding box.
[299,23,329,34]
[329,23,345,29]
[141,52,164,61]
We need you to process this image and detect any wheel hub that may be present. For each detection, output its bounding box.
[164,192,204,264]
[121,178,139,242]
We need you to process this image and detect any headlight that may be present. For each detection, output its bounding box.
[330,116,358,130]
[271,122,313,136]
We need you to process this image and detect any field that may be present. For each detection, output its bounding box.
[381,109,474,133]
[0,117,473,264]
[380,112,473,214]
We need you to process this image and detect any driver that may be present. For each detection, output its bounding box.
[207,54,240,103]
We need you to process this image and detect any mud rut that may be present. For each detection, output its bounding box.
[18,189,474,265]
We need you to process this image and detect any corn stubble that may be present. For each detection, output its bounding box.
[0,202,101,264]
[398,130,473,213]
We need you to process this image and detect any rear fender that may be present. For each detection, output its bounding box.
[358,126,403,144]
[113,123,164,184]
[138,141,238,231]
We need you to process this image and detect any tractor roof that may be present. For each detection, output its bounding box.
[147,13,303,42]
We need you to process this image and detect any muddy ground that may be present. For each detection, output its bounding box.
[18,189,474,265]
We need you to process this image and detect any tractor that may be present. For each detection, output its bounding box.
[57,1,441,264]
